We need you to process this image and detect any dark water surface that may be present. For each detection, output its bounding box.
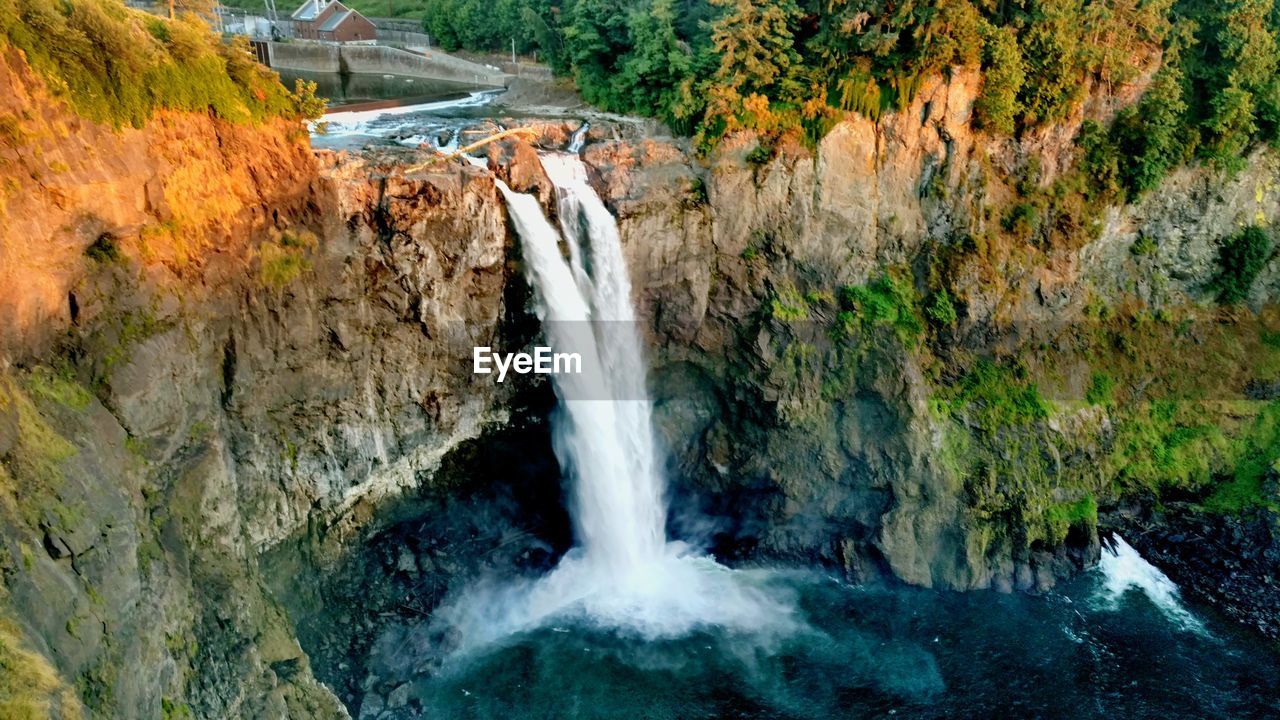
[277,70,484,108]
[376,569,1280,719]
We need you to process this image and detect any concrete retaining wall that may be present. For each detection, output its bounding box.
[265,43,506,88]
[267,42,341,73]
[338,45,506,87]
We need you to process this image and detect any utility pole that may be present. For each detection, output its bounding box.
[511,37,516,66]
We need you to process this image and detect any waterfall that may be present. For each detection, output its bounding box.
[567,122,590,153]
[495,166,665,577]
[435,155,796,652]
[1095,534,1207,635]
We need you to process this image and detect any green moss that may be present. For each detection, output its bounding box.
[1203,405,1280,513]
[1105,400,1222,494]
[162,697,192,720]
[98,309,163,378]
[944,359,1051,433]
[1044,494,1098,545]
[769,285,810,322]
[23,367,92,411]
[1085,371,1115,406]
[0,377,76,525]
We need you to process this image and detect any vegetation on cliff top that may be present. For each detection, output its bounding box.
[419,0,1280,158]
[0,0,324,128]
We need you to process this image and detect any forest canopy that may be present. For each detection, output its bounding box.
[422,0,1280,170]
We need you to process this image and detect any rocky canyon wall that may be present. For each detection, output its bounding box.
[2,45,1279,717]
[0,46,521,717]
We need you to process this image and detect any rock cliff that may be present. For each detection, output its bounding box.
[2,47,1278,718]
[0,46,519,717]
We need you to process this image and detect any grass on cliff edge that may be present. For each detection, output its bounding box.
[0,615,83,720]
[0,0,324,128]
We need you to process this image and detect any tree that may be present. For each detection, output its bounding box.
[1112,61,1188,194]
[619,0,698,127]
[705,0,801,128]
[974,22,1024,134]
[1016,0,1086,125]
[563,0,634,110]
[709,0,801,100]
[169,0,216,21]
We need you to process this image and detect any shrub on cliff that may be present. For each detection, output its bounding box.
[1212,225,1273,305]
[0,0,322,128]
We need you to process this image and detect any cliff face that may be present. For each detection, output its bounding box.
[2,47,1278,717]
[581,70,1280,591]
[0,47,517,717]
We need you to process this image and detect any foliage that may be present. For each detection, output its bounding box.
[1211,225,1272,304]
[1086,371,1115,406]
[258,229,316,289]
[410,0,1186,143]
[24,367,92,411]
[840,271,925,343]
[1110,63,1189,196]
[0,0,322,128]
[945,360,1052,432]
[1044,494,1098,543]
[974,22,1025,135]
[925,288,959,327]
[84,234,123,264]
[769,284,809,322]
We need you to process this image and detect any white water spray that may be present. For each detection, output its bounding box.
[436,156,795,651]
[1095,535,1207,634]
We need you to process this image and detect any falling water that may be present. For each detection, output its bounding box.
[567,122,590,153]
[495,165,665,576]
[434,155,796,652]
[1095,534,1207,634]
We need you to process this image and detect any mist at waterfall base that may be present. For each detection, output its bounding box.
[364,152,1280,718]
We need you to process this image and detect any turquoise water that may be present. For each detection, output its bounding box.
[366,569,1280,719]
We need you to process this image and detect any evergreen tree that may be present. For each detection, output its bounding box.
[706,0,802,126]
[619,0,699,128]
[974,22,1025,134]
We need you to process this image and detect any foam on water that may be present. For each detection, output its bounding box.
[1095,534,1207,634]
[318,90,501,138]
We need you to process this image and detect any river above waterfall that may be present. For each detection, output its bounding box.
[359,564,1280,719]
